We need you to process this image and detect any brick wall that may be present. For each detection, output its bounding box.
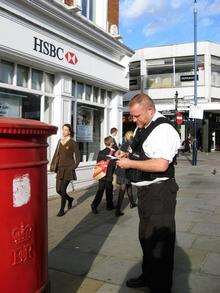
[108,0,119,31]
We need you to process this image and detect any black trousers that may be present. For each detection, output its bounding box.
[137,179,178,293]
[116,183,135,212]
[92,179,114,209]
[56,179,71,211]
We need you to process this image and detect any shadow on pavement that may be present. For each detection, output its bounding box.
[118,245,191,293]
[48,186,136,293]
[75,185,97,206]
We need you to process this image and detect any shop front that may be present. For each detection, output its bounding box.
[0,1,133,194]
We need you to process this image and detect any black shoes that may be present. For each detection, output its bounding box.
[126,275,148,288]
[130,203,137,208]
[91,205,98,214]
[68,198,74,210]
[115,210,124,217]
[57,210,65,217]
[126,275,172,292]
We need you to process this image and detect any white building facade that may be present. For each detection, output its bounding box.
[124,42,220,152]
[0,0,133,195]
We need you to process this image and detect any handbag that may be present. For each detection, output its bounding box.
[93,150,114,181]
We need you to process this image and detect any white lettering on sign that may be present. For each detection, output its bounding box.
[13,174,31,207]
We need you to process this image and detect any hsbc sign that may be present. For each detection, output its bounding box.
[33,37,78,65]
[0,14,128,89]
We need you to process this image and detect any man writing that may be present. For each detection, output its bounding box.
[117,94,180,293]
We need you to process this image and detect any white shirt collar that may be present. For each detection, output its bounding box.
[144,111,164,128]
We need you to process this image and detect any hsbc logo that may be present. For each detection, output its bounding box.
[33,37,78,65]
[65,52,78,65]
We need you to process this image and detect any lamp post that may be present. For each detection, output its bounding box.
[175,91,178,112]
[140,57,146,93]
[192,0,198,166]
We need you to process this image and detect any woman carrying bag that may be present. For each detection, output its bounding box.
[50,124,80,217]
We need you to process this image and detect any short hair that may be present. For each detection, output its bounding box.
[104,136,114,146]
[62,124,74,137]
[129,93,155,109]
[110,127,118,134]
[124,131,134,142]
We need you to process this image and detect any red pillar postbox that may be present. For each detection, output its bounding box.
[0,117,57,293]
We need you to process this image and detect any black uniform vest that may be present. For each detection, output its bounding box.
[126,117,177,183]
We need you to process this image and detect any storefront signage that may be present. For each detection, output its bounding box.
[180,75,198,82]
[0,14,128,89]
[33,37,78,65]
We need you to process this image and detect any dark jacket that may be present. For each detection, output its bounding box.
[111,136,119,151]
[97,147,116,182]
[115,141,132,185]
[51,138,80,181]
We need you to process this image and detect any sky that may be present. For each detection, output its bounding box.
[119,0,220,50]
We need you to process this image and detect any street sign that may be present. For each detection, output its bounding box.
[189,105,204,119]
[176,112,183,125]
[180,75,198,82]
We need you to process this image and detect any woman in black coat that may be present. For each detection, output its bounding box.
[115,131,137,217]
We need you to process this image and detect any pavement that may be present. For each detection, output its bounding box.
[48,151,220,293]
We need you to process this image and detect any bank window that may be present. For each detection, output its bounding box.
[22,94,41,120]
[93,86,99,103]
[0,60,14,84]
[81,0,94,21]
[76,104,103,161]
[17,65,29,88]
[107,91,112,101]
[44,96,53,124]
[71,100,76,129]
[0,91,21,117]
[77,82,84,99]
[85,84,92,101]
[100,89,105,104]
[32,69,43,91]
[44,73,54,93]
[72,81,76,97]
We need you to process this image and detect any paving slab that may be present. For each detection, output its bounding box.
[201,253,220,276]
[175,247,207,272]
[77,278,105,293]
[176,232,197,249]
[174,272,220,293]
[49,248,107,276]
[49,269,84,293]
[192,236,220,253]
[87,256,140,285]
[191,222,220,237]
[97,283,147,293]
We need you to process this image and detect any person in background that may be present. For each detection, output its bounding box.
[181,134,191,153]
[50,124,80,217]
[115,131,137,217]
[91,136,116,214]
[110,127,119,151]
